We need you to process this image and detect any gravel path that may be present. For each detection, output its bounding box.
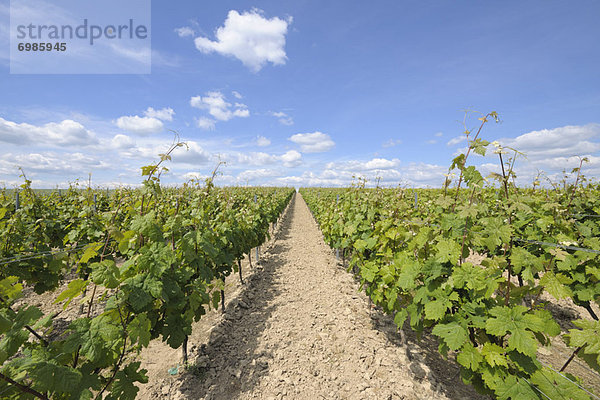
[141,193,483,400]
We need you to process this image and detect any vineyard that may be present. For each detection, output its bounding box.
[0,158,294,399]
[300,119,600,399]
[1,118,600,400]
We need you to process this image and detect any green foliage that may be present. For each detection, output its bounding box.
[0,175,293,398]
[301,116,600,399]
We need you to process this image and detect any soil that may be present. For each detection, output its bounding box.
[138,194,486,400]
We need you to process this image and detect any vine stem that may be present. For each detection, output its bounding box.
[238,259,244,285]
[459,186,478,265]
[498,152,515,306]
[560,347,582,372]
[0,372,48,399]
[0,296,48,347]
[566,157,585,213]
[452,112,492,211]
[95,308,131,400]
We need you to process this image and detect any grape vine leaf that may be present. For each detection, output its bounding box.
[432,321,468,351]
[485,306,544,357]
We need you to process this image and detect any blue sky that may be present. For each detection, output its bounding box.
[1,1,600,188]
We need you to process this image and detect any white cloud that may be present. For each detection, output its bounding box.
[237,168,280,181]
[144,107,174,121]
[196,117,216,130]
[175,26,195,37]
[447,135,467,146]
[500,124,600,160]
[269,111,294,126]
[194,9,292,72]
[111,134,135,149]
[256,135,271,147]
[115,115,164,135]
[181,172,208,181]
[232,91,243,99]
[435,132,443,137]
[170,141,211,165]
[231,150,301,168]
[427,139,437,145]
[489,124,600,186]
[0,151,109,177]
[280,150,302,167]
[190,91,249,122]
[289,131,335,153]
[400,163,447,186]
[0,117,98,146]
[326,158,401,172]
[234,151,278,166]
[382,139,402,148]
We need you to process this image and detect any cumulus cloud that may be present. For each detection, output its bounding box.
[489,124,600,186]
[231,150,302,168]
[116,115,163,135]
[111,134,135,149]
[190,91,249,124]
[194,9,292,72]
[175,26,195,37]
[0,117,98,146]
[500,124,600,160]
[399,163,447,186]
[144,107,174,121]
[269,111,293,126]
[115,106,174,135]
[280,150,302,167]
[289,131,335,153]
[232,91,243,99]
[0,151,108,176]
[256,135,271,147]
[237,168,280,181]
[170,141,211,164]
[326,158,401,172]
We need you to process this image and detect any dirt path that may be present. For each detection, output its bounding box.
[141,193,484,400]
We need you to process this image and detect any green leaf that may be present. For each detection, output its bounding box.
[0,276,23,302]
[91,260,120,289]
[353,239,367,252]
[79,243,103,264]
[432,322,468,351]
[481,343,507,368]
[394,309,408,329]
[0,313,12,334]
[128,314,151,348]
[435,239,461,265]
[424,298,451,321]
[493,375,539,400]
[457,342,482,370]
[28,361,82,395]
[107,361,148,400]
[539,271,573,300]
[14,305,43,328]
[396,259,419,290]
[531,368,590,400]
[55,279,89,309]
[485,306,543,357]
[127,289,152,313]
[568,319,600,363]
